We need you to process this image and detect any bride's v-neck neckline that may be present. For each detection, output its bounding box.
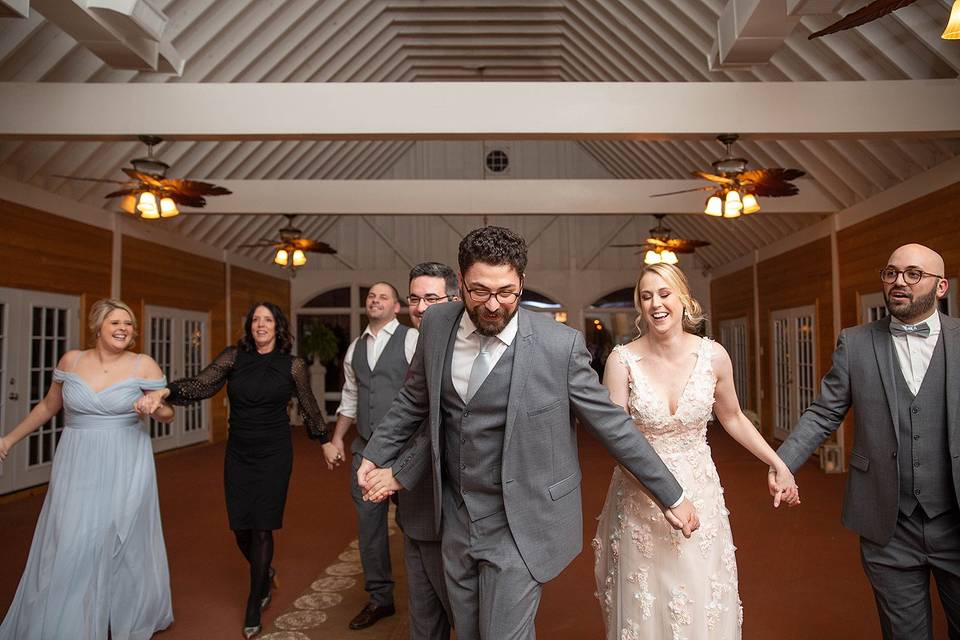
[621,339,704,418]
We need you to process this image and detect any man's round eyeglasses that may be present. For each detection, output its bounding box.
[879,267,944,285]
[465,288,522,304]
[406,295,450,306]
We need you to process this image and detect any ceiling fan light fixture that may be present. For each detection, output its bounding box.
[120,194,137,215]
[741,193,760,214]
[644,250,662,265]
[704,194,723,216]
[660,250,678,265]
[136,191,159,218]
[292,249,307,267]
[274,248,289,266]
[159,196,180,218]
[943,0,960,39]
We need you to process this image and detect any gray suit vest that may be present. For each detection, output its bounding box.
[895,334,955,518]
[440,325,514,522]
[353,324,410,447]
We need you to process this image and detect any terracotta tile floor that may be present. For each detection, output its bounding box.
[0,426,948,639]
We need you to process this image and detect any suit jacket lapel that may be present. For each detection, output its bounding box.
[503,309,534,451]
[942,313,960,446]
[872,317,900,444]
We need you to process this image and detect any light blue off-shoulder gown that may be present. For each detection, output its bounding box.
[0,361,174,640]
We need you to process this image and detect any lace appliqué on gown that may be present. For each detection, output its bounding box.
[592,338,742,640]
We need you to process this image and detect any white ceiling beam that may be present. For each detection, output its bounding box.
[4,81,957,140]
[177,178,835,215]
[710,0,800,69]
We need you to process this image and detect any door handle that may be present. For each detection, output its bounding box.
[8,392,18,400]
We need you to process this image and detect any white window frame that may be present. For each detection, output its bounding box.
[718,317,749,410]
[145,305,210,452]
[771,305,817,442]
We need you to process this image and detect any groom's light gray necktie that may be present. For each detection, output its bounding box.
[465,335,495,403]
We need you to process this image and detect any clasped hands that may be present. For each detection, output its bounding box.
[133,389,168,418]
[357,458,402,501]
[767,463,801,508]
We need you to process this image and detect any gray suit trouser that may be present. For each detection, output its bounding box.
[404,535,452,640]
[350,451,393,606]
[440,488,542,640]
[860,506,960,639]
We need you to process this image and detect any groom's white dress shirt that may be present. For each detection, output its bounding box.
[890,308,941,396]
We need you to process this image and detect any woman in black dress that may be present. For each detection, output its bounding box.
[137,302,339,638]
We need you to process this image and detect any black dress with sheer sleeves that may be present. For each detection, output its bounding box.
[166,346,328,531]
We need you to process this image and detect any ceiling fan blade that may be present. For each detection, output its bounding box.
[667,239,711,251]
[103,188,138,199]
[807,0,918,39]
[303,242,337,254]
[693,170,735,185]
[643,238,670,248]
[164,178,232,197]
[649,185,715,197]
[52,174,129,185]
[739,168,805,197]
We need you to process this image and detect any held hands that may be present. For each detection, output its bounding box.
[133,389,168,417]
[322,438,345,471]
[663,497,700,538]
[768,464,801,508]
[356,457,402,502]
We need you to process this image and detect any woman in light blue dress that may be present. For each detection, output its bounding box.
[0,299,174,640]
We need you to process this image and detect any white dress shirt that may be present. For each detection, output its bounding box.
[451,310,519,401]
[891,309,941,396]
[336,318,419,419]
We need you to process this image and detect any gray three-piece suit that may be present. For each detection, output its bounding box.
[778,313,960,639]
[363,303,683,640]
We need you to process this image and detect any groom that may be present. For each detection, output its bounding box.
[777,243,959,638]
[357,226,698,639]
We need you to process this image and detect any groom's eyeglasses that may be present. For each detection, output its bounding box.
[879,267,943,285]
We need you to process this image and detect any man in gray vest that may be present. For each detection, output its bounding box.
[356,226,699,640]
[776,243,959,639]
[329,281,418,630]
[396,261,459,640]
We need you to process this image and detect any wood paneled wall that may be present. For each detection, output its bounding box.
[710,267,756,411]
[0,199,111,334]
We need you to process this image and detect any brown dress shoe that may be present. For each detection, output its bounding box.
[348,602,396,630]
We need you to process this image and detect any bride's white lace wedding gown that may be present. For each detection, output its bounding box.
[593,338,742,640]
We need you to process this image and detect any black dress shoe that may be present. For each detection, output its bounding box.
[348,602,396,630]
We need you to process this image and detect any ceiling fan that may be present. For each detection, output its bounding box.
[236,215,337,276]
[611,214,711,265]
[650,134,805,219]
[54,135,232,219]
[808,1,960,41]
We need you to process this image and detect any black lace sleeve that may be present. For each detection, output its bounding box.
[292,356,330,442]
[166,347,236,405]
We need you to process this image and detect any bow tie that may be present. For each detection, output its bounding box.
[890,321,930,338]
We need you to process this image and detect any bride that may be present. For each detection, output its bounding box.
[593,263,799,639]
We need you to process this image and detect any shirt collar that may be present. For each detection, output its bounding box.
[458,308,520,347]
[362,317,399,339]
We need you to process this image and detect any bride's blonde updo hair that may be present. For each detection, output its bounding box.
[88,298,138,348]
[633,263,706,336]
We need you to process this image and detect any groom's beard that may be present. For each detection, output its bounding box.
[884,285,937,322]
[467,303,518,337]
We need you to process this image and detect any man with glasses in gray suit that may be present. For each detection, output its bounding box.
[776,243,959,639]
[397,262,459,640]
[356,226,699,640]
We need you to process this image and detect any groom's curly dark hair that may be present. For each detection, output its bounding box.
[458,226,527,276]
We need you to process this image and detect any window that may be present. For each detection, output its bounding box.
[771,306,816,441]
[718,317,749,410]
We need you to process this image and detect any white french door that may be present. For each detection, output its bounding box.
[718,317,749,410]
[0,287,80,494]
[145,306,210,452]
[771,306,817,441]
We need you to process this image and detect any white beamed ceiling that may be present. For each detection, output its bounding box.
[1,0,958,273]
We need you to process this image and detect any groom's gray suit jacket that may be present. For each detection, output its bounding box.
[778,313,960,545]
[362,303,683,583]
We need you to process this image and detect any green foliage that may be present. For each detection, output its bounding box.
[299,321,339,365]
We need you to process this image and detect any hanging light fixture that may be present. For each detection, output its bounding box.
[660,250,678,265]
[704,193,723,216]
[159,196,180,218]
[944,0,960,39]
[292,249,307,267]
[135,191,159,219]
[274,248,289,266]
[644,250,662,265]
[724,189,742,217]
[741,192,760,214]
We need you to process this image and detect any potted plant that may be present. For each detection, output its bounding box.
[297,322,340,425]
